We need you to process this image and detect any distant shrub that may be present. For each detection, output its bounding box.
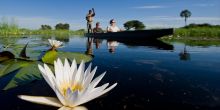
[183,23,220,28]
[41,25,52,30]
[124,20,145,30]
[55,23,70,30]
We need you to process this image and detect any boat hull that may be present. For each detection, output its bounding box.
[85,28,174,40]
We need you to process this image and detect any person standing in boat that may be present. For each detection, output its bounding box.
[107,19,121,32]
[86,8,95,33]
[93,22,104,33]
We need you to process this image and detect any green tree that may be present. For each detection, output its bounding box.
[55,23,70,30]
[41,25,52,30]
[124,20,145,30]
[180,9,191,26]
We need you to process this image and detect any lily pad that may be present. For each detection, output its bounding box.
[0,59,30,77]
[3,61,43,90]
[0,51,15,62]
[58,52,93,64]
[41,50,58,64]
[41,51,92,64]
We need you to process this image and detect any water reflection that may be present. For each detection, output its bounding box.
[179,45,190,61]
[107,40,119,53]
[1,35,220,110]
[115,39,174,50]
[86,37,174,54]
[85,37,93,56]
[93,39,103,49]
[55,35,70,43]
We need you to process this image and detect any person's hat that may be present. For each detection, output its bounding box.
[110,19,116,24]
[96,22,100,25]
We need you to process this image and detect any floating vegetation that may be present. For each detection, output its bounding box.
[0,39,93,90]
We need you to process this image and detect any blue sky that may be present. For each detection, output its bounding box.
[0,0,219,30]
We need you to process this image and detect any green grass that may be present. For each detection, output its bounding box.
[173,27,220,38]
[162,24,220,40]
[160,24,220,46]
[0,18,85,36]
[162,38,220,47]
[0,28,85,37]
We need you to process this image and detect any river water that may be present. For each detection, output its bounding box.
[0,35,220,110]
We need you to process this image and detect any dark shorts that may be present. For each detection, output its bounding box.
[87,22,92,29]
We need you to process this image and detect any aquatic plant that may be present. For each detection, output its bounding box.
[18,58,117,109]
[0,39,93,90]
[48,39,63,50]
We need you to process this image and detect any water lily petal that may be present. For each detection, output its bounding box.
[75,83,109,106]
[70,59,77,86]
[82,66,97,89]
[101,83,118,95]
[66,89,79,107]
[53,85,68,106]
[74,61,85,84]
[54,58,64,87]
[58,106,88,110]
[38,64,55,91]
[89,72,106,89]
[83,63,92,81]
[64,59,71,85]
[18,95,62,107]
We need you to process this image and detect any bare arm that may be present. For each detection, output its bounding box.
[92,8,95,16]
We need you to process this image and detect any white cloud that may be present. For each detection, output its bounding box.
[134,5,166,9]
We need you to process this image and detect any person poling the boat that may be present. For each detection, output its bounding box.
[93,22,104,33]
[86,8,95,33]
[107,19,121,32]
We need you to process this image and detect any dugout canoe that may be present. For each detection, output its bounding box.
[85,28,174,40]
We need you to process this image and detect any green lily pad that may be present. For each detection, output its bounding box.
[0,51,15,62]
[41,51,93,64]
[3,61,43,90]
[41,50,58,64]
[0,59,30,77]
[58,52,93,64]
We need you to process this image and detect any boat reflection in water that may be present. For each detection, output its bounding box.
[114,39,174,50]
[85,36,174,55]
[179,45,190,61]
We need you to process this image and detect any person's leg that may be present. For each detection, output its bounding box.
[87,22,90,33]
[88,22,92,33]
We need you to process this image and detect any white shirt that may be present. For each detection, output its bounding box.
[107,26,120,32]
[107,41,119,49]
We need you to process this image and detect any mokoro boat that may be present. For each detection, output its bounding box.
[85,28,173,40]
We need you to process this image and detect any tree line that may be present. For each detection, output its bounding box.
[40,9,207,31]
[41,23,70,30]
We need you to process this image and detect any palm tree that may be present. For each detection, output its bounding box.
[180,9,191,26]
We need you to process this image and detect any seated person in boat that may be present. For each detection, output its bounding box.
[107,19,121,32]
[93,22,104,33]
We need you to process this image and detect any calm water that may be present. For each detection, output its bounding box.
[0,35,220,110]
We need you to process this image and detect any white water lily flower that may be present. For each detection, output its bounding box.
[48,39,63,49]
[18,58,117,109]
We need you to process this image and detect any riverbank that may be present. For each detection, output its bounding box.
[0,29,85,37]
[162,24,220,40]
